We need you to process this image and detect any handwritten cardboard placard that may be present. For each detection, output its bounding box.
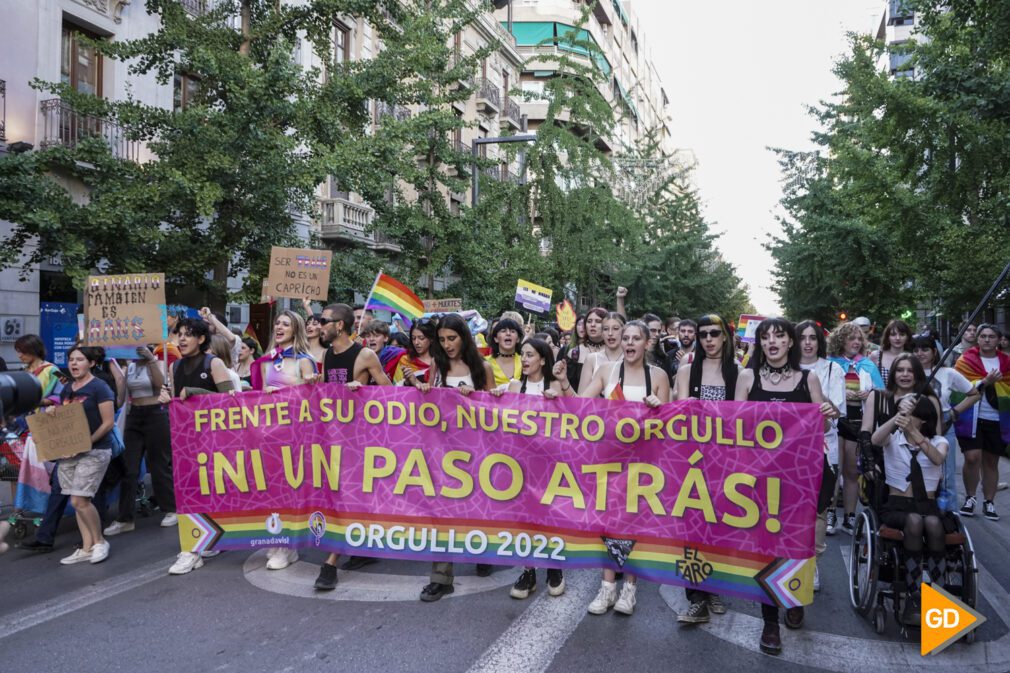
[266,247,332,301]
[515,279,552,315]
[423,298,463,313]
[27,404,92,461]
[85,273,168,359]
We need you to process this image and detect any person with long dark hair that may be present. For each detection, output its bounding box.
[735,318,835,655]
[871,319,914,385]
[399,319,437,386]
[912,334,980,513]
[492,338,567,599]
[572,321,669,617]
[418,314,495,601]
[954,323,1010,520]
[557,307,607,391]
[864,353,946,625]
[675,314,737,624]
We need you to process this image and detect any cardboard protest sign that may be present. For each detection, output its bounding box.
[515,279,552,315]
[84,274,168,359]
[27,404,92,461]
[737,314,767,344]
[266,247,332,301]
[423,298,463,313]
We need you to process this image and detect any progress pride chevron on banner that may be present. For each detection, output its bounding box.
[170,385,824,606]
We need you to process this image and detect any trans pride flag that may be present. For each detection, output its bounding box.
[952,347,1010,445]
[363,272,425,327]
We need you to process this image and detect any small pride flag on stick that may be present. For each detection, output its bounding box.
[362,271,425,328]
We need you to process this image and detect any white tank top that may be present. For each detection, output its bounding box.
[445,374,474,388]
[604,364,647,402]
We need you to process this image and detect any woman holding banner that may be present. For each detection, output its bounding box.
[568,321,669,616]
[53,346,117,565]
[736,318,836,655]
[418,314,495,602]
[160,317,236,575]
[577,312,626,395]
[250,310,316,571]
[675,314,738,625]
[557,307,607,392]
[493,338,567,599]
[400,319,436,386]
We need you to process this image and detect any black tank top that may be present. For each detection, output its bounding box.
[323,343,363,384]
[172,354,216,397]
[748,369,812,403]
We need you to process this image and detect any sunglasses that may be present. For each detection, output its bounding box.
[316,317,337,325]
[698,329,723,339]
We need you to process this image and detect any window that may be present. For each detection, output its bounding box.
[334,21,350,64]
[173,72,200,111]
[61,23,103,96]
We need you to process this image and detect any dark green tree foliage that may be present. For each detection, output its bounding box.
[770,1,1010,321]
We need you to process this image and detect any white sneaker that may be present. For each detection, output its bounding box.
[160,513,179,527]
[103,521,135,536]
[266,547,298,570]
[0,521,9,555]
[169,552,204,575]
[60,548,93,565]
[587,581,618,615]
[200,550,221,558]
[90,541,110,564]
[614,582,637,615]
[813,564,821,592]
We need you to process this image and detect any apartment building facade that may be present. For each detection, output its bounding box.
[494,0,675,157]
[0,0,526,363]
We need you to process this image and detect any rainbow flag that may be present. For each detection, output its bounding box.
[608,384,625,401]
[364,272,425,326]
[951,348,1010,445]
[243,322,261,352]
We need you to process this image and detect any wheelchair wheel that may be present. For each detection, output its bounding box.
[959,522,979,610]
[849,509,879,615]
[873,606,887,634]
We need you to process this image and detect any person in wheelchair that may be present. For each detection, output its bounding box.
[863,353,948,625]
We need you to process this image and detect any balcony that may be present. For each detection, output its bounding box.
[318,196,400,252]
[179,0,207,16]
[39,99,140,162]
[476,78,500,115]
[375,100,412,124]
[501,97,521,130]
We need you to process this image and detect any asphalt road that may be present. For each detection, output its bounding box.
[2,462,1009,673]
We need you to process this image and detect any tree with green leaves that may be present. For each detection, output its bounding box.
[770,1,1010,323]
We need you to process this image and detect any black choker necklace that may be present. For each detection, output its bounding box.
[760,362,792,385]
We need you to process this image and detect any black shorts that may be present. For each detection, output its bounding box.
[958,419,1008,456]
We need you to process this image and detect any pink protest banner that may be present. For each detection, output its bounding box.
[169,385,824,606]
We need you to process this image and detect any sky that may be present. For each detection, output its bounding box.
[632,0,884,314]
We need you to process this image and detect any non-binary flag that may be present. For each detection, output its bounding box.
[364,272,425,326]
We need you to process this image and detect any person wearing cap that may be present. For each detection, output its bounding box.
[852,317,880,353]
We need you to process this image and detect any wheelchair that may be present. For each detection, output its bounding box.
[848,469,978,639]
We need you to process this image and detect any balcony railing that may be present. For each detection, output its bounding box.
[319,196,401,251]
[39,99,140,162]
[504,97,521,127]
[376,100,411,123]
[0,79,6,141]
[477,77,500,112]
[179,0,207,16]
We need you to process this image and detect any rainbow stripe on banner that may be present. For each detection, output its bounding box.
[364,272,425,326]
[194,509,812,607]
